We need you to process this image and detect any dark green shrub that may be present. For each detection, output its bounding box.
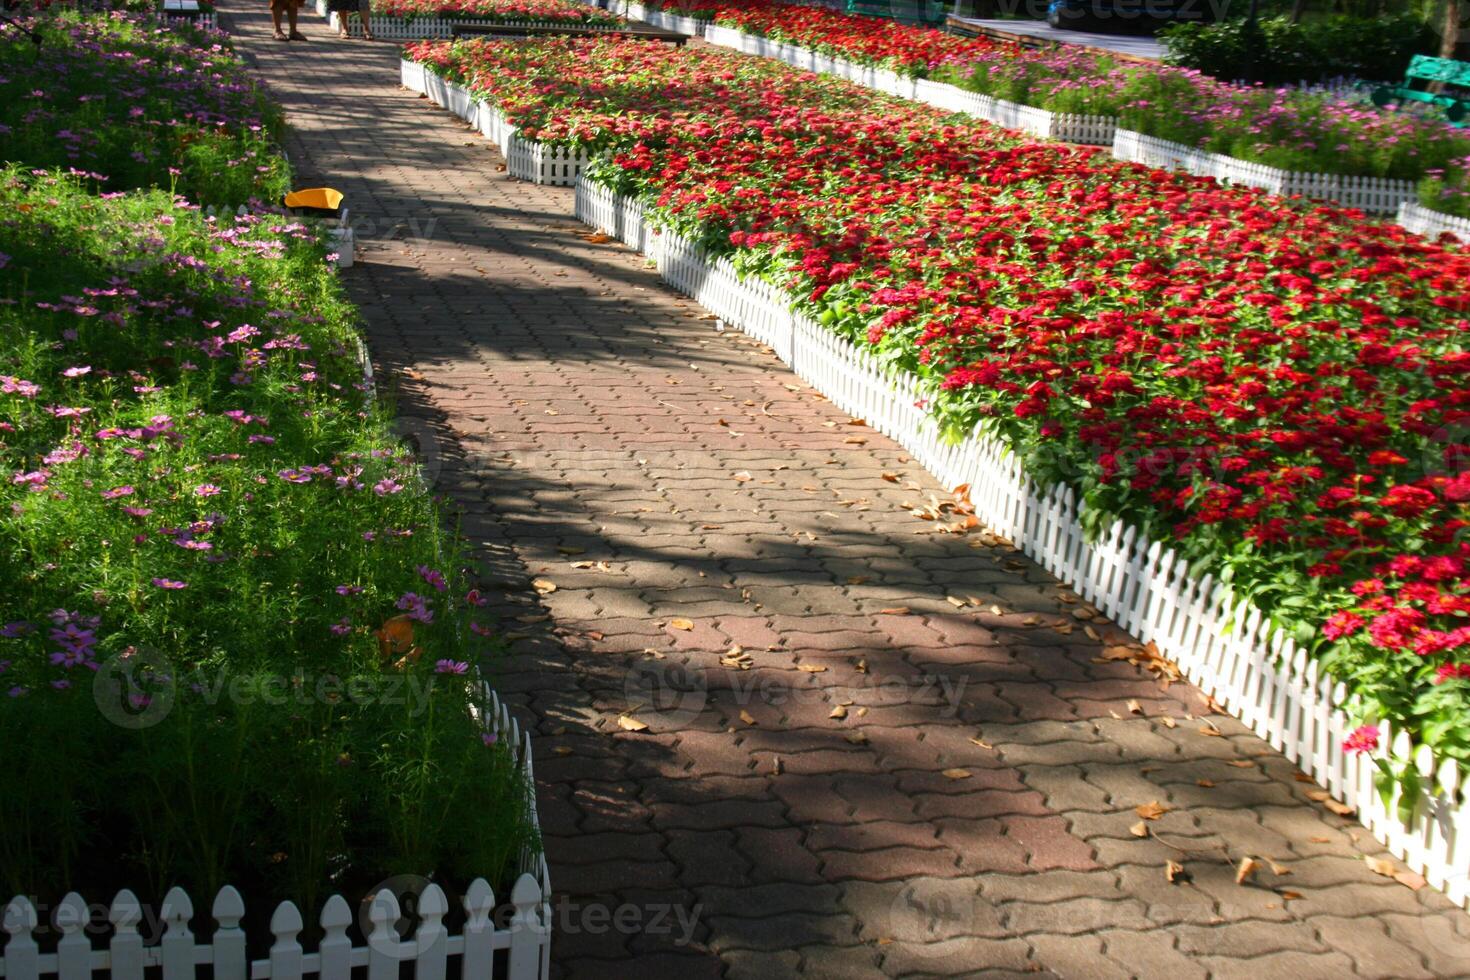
[1161,13,1433,85]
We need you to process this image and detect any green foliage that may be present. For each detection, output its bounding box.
[1161,13,1434,85]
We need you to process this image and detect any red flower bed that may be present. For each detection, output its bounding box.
[378,0,621,22]
[410,35,1470,769]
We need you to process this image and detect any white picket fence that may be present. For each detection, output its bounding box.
[1,687,552,980]
[573,173,1470,909]
[404,60,592,185]
[603,0,704,36]
[1112,129,1417,216]
[700,24,1117,146]
[1397,200,1470,243]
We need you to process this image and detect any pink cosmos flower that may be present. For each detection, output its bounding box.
[435,659,469,674]
[151,578,188,590]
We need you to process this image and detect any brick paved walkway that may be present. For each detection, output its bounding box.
[228,10,1470,978]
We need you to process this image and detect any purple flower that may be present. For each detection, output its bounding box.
[481,731,498,746]
[330,618,352,636]
[395,592,433,624]
[102,485,135,500]
[61,365,92,378]
[0,376,38,398]
[151,578,188,590]
[374,478,403,496]
[335,584,364,596]
[417,565,448,592]
[434,659,469,674]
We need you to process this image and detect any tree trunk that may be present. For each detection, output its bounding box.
[1289,0,1306,22]
[1444,0,1462,59]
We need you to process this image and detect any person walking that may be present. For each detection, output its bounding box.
[270,0,307,40]
[331,0,375,39]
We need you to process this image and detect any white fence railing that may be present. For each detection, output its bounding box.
[1397,199,1470,243]
[701,23,1117,146]
[1112,128,1417,216]
[1,687,551,980]
[404,60,592,185]
[572,173,1470,910]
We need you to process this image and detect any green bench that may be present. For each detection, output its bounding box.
[844,0,947,26]
[1372,55,1470,127]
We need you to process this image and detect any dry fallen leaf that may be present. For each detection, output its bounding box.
[1135,801,1169,821]
[970,736,994,749]
[1130,821,1150,838]
[1324,798,1355,816]
[669,618,695,631]
[1227,759,1255,768]
[798,664,827,673]
[1395,870,1428,891]
[618,715,648,733]
[1305,788,1331,802]
[1365,855,1397,878]
[946,596,968,608]
[1198,724,1223,737]
[830,705,849,720]
[879,606,911,616]
[1160,717,1177,729]
[855,658,869,674]
[732,471,753,483]
[1267,859,1291,876]
[1279,890,1304,901]
[942,768,972,781]
[1126,699,1143,715]
[1165,861,1185,883]
[531,578,557,594]
[1197,779,1215,788]
[845,731,869,745]
[739,709,757,726]
[1235,857,1260,885]
[881,472,900,482]
[1309,836,1331,844]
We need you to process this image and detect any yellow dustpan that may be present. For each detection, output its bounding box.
[283,187,344,216]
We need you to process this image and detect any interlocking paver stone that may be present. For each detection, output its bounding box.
[228,11,1470,976]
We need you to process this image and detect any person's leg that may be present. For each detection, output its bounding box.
[270,0,287,38]
[359,0,373,38]
[288,0,305,39]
